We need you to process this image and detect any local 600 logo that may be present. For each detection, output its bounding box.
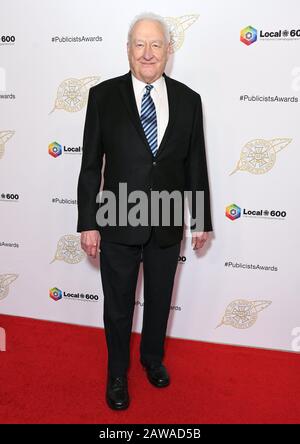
[1,35,15,44]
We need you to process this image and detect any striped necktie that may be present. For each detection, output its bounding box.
[140,84,158,156]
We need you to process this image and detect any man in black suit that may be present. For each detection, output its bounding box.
[77,12,213,410]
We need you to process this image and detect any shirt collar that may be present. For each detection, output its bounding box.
[131,71,165,96]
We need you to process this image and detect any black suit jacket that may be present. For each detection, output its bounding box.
[77,70,213,247]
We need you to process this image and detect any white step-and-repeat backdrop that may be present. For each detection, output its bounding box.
[1,0,299,353]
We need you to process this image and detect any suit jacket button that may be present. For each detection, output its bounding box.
[152,161,156,166]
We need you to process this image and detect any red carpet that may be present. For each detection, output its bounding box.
[1,313,300,424]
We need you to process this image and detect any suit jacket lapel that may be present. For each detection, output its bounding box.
[118,70,150,154]
[118,70,178,159]
[158,72,178,158]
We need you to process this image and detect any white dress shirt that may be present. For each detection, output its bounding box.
[131,72,169,149]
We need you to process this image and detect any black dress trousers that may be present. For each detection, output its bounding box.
[99,226,181,378]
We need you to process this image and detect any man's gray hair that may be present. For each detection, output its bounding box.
[127,12,171,44]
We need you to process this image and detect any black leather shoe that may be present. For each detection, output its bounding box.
[106,375,129,410]
[142,363,170,388]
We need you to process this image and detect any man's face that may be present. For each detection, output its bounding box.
[127,19,171,83]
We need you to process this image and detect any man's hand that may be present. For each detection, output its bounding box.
[80,230,101,258]
[191,231,209,250]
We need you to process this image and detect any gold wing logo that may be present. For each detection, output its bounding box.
[164,14,199,52]
[0,273,18,301]
[0,131,15,159]
[216,299,272,329]
[49,76,100,114]
[50,234,86,264]
[230,138,291,175]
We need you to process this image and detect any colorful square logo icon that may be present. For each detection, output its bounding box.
[48,141,62,158]
[49,287,62,301]
[226,204,241,221]
[240,26,257,46]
